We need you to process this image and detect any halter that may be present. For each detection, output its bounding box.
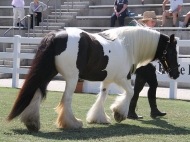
[160,43,180,73]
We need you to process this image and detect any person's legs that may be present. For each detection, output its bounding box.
[127,72,146,119]
[13,8,19,26]
[161,11,170,26]
[183,11,190,27]
[146,70,166,118]
[36,12,42,26]
[110,13,117,27]
[172,11,179,26]
[18,7,25,26]
[30,14,34,29]
[118,12,126,26]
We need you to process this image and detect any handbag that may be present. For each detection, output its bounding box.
[126,10,135,17]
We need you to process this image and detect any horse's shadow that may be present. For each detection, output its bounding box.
[11,119,190,140]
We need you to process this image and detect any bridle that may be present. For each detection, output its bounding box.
[159,43,180,73]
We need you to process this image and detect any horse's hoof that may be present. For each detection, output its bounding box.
[25,124,40,132]
[24,119,40,132]
[114,112,126,123]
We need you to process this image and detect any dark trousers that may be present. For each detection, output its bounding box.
[30,12,42,29]
[110,11,127,27]
[131,63,158,103]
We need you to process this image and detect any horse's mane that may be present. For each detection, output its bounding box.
[101,26,160,72]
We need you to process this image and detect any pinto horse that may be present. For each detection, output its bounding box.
[7,27,179,132]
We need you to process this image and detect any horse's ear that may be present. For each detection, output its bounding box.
[170,34,175,42]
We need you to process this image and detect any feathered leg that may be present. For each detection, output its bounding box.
[55,77,83,129]
[86,81,111,123]
[110,79,134,123]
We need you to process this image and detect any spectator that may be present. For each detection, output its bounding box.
[161,0,183,27]
[127,11,166,119]
[110,0,128,27]
[29,0,47,29]
[182,11,190,27]
[11,0,25,27]
[138,11,159,27]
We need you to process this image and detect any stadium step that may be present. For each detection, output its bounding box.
[60,5,88,9]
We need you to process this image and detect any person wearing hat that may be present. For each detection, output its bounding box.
[127,11,166,119]
[138,11,161,27]
[161,0,183,27]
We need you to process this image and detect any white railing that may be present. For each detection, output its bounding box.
[0,35,41,87]
[0,35,189,99]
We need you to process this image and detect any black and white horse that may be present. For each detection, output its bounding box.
[7,27,180,132]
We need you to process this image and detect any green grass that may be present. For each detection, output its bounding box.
[0,87,190,142]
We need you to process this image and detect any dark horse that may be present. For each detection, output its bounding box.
[7,27,180,132]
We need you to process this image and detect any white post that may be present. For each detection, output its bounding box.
[169,81,177,99]
[12,35,21,88]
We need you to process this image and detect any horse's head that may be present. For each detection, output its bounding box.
[156,34,180,79]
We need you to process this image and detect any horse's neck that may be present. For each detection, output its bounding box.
[105,27,160,71]
[134,36,158,68]
[153,34,168,61]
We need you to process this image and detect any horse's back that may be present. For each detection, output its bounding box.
[53,28,126,82]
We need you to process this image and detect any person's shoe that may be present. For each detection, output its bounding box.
[127,112,143,119]
[150,108,166,118]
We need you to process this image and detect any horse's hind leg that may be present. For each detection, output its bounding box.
[86,81,111,124]
[55,77,83,129]
[20,89,42,132]
[110,79,134,123]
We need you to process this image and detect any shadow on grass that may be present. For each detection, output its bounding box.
[11,119,190,140]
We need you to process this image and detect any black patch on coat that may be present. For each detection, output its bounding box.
[77,32,108,81]
[54,30,68,56]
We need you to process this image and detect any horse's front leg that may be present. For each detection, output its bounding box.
[55,77,83,129]
[86,81,111,124]
[110,79,134,123]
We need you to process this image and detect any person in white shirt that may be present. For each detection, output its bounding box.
[161,0,183,27]
[29,0,47,29]
[11,0,25,27]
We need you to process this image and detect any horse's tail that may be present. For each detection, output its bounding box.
[7,31,58,121]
